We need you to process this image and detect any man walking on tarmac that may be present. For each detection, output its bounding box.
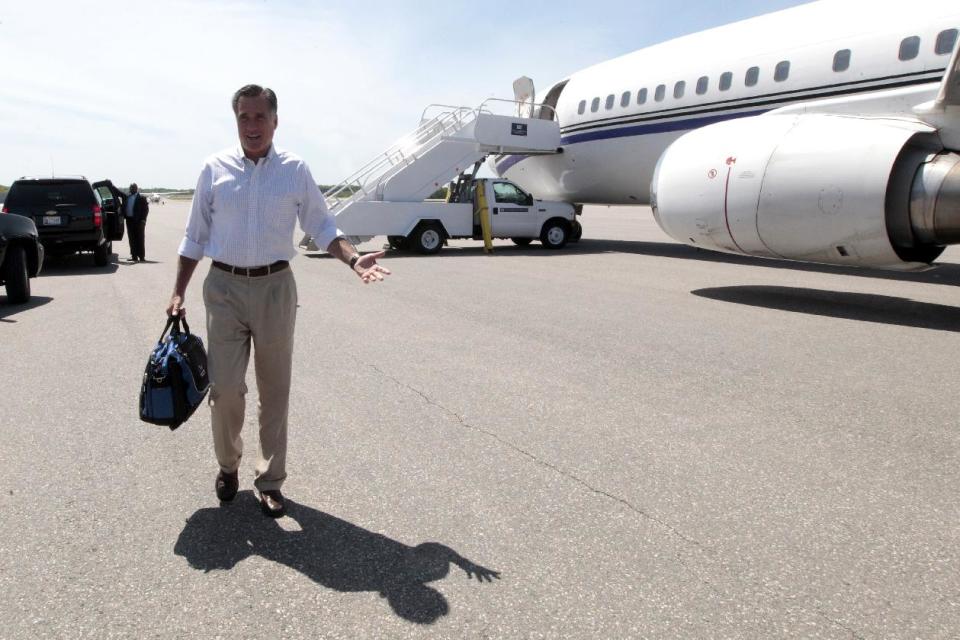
[166,84,391,518]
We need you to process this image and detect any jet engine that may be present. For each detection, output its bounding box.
[650,114,960,270]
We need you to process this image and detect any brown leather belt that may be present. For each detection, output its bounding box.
[212,260,289,277]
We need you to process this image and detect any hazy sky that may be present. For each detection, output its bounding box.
[0,0,810,188]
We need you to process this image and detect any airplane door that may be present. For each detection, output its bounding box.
[537,79,568,121]
[489,181,534,236]
[513,76,535,118]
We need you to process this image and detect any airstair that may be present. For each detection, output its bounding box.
[301,99,562,248]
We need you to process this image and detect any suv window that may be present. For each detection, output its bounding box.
[493,182,528,205]
[95,185,117,206]
[6,181,96,207]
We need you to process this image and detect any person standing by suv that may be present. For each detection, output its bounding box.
[123,183,149,262]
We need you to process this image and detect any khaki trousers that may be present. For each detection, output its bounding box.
[202,266,297,492]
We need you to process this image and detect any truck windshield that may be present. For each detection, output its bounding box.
[493,182,528,204]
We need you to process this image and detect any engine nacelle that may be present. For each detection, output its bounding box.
[651,114,960,270]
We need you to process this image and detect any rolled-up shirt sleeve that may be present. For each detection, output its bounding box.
[298,163,342,251]
[178,163,213,260]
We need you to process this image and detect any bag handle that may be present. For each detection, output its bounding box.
[159,314,192,342]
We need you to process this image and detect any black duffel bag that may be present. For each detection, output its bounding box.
[139,315,210,430]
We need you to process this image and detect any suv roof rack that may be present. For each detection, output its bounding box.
[17,175,88,181]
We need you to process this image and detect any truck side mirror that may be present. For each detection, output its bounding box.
[525,195,534,206]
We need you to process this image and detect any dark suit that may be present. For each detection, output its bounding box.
[123,192,149,260]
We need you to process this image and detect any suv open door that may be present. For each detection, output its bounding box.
[92,180,125,241]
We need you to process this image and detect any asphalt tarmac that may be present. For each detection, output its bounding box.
[1,201,958,639]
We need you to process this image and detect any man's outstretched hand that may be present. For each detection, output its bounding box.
[454,557,501,583]
[354,251,392,284]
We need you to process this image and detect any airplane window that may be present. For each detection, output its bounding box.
[899,36,920,61]
[833,49,851,72]
[620,91,631,107]
[655,84,666,101]
[696,76,709,95]
[637,88,648,105]
[745,66,760,87]
[936,29,958,55]
[605,94,615,110]
[578,100,586,115]
[673,81,686,99]
[591,97,600,112]
[719,72,733,91]
[774,61,790,82]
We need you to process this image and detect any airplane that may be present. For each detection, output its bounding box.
[142,190,192,205]
[492,0,960,271]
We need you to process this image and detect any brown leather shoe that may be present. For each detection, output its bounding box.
[215,470,239,502]
[259,490,286,518]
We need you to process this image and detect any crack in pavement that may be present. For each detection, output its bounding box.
[816,611,866,640]
[369,366,878,636]
[368,364,706,549]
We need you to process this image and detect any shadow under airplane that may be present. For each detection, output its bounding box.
[693,286,960,332]
[308,239,960,287]
[173,492,500,624]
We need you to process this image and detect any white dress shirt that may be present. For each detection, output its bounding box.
[178,145,342,267]
[125,193,137,218]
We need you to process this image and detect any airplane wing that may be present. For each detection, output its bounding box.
[935,37,960,108]
[911,37,960,149]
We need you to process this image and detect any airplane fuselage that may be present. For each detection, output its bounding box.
[495,1,960,206]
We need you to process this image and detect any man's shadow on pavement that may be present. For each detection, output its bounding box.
[173,491,500,624]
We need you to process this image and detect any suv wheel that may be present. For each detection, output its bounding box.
[94,240,111,266]
[3,246,31,304]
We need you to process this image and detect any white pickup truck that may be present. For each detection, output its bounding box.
[330,177,581,255]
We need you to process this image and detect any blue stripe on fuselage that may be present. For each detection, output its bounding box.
[496,154,529,174]
[495,108,771,175]
[562,109,771,144]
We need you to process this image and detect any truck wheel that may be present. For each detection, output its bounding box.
[94,241,111,266]
[511,238,533,246]
[3,246,31,304]
[540,219,570,249]
[387,235,408,251]
[409,223,444,255]
[571,220,583,242]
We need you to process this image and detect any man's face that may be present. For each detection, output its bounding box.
[130,184,138,194]
[236,95,277,160]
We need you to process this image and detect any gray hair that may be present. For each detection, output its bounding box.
[231,85,278,114]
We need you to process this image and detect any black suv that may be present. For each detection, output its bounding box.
[3,177,125,266]
[0,211,44,303]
